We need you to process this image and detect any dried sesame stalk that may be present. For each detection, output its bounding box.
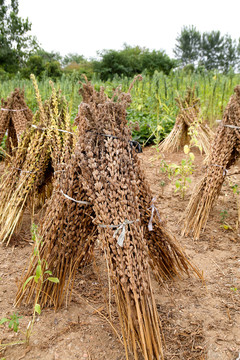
[159,87,213,154]
[0,75,74,245]
[0,88,32,157]
[182,85,240,239]
[16,78,197,359]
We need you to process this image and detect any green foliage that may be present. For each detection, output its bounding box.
[1,71,240,143]
[188,118,203,153]
[22,54,63,80]
[93,44,176,80]
[219,209,233,231]
[0,134,7,160]
[174,26,240,72]
[45,60,62,79]
[230,183,239,195]
[170,146,194,199]
[174,25,201,66]
[35,49,62,63]
[0,313,22,333]
[161,145,195,199]
[24,223,59,345]
[0,0,39,73]
[220,209,228,223]
[63,61,94,79]
[62,53,86,66]
[21,55,45,79]
[201,31,225,70]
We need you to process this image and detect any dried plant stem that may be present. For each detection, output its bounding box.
[159,87,213,154]
[0,76,74,245]
[182,85,240,239]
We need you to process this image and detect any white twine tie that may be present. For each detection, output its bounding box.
[223,123,240,130]
[99,219,139,247]
[60,190,90,205]
[209,164,228,176]
[1,108,28,112]
[148,197,161,231]
[12,167,35,174]
[32,124,75,135]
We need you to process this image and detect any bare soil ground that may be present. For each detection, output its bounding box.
[0,147,240,360]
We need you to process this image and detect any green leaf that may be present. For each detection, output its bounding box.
[175,180,180,188]
[13,323,19,332]
[35,264,42,279]
[184,145,190,154]
[44,270,52,275]
[0,318,9,325]
[220,224,230,230]
[8,320,13,329]
[47,277,59,284]
[34,304,41,315]
[189,152,195,161]
[186,177,192,183]
[23,275,34,291]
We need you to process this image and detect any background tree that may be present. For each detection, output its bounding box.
[93,44,176,80]
[236,38,240,71]
[200,31,225,70]
[62,53,86,66]
[35,49,62,64]
[0,0,38,73]
[174,26,201,66]
[221,35,238,73]
[174,26,240,72]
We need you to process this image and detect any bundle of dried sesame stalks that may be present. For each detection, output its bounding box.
[16,77,196,360]
[0,75,74,245]
[159,87,213,154]
[0,88,32,157]
[15,152,96,309]
[182,85,240,239]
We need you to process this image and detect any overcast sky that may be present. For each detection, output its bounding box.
[18,0,240,60]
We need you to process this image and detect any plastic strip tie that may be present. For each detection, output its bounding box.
[1,108,28,112]
[148,197,161,231]
[223,124,240,130]
[99,219,140,247]
[60,190,90,205]
[12,167,35,174]
[32,124,75,135]
[209,164,228,176]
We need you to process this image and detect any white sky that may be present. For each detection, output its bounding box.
[18,0,240,60]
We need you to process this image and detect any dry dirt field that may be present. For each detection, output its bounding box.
[0,147,240,360]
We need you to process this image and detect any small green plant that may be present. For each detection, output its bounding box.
[220,209,228,224]
[229,181,240,229]
[168,145,195,199]
[0,313,22,333]
[159,158,170,175]
[0,225,59,351]
[219,209,233,231]
[160,180,166,196]
[188,119,203,153]
[230,183,239,195]
[24,223,59,345]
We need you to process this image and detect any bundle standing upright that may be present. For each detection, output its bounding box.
[182,85,240,239]
[16,77,197,360]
